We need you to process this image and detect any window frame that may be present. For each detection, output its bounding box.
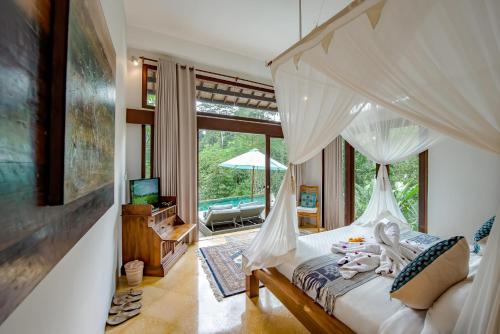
[141,63,157,109]
[126,108,155,179]
[141,124,154,179]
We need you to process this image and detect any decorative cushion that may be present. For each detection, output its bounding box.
[300,192,317,208]
[390,236,469,310]
[472,215,495,254]
[297,206,318,214]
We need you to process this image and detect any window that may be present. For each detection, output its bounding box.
[354,150,376,219]
[141,65,279,119]
[196,74,279,122]
[142,124,153,178]
[344,140,428,232]
[142,63,157,109]
[197,101,280,122]
[390,155,420,230]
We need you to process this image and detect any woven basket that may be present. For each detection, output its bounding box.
[124,260,144,286]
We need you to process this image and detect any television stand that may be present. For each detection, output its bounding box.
[121,198,196,276]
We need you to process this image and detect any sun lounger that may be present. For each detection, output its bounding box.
[200,207,241,231]
[238,202,265,224]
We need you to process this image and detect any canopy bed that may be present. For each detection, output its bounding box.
[243,0,500,333]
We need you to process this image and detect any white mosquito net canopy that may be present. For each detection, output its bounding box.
[341,104,441,229]
[243,0,500,332]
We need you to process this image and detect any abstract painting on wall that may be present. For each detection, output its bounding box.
[49,0,115,204]
[0,0,116,324]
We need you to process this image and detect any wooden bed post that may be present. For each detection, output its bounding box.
[246,272,259,298]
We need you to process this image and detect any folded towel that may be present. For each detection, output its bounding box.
[332,222,421,279]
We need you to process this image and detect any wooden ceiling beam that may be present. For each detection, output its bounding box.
[195,74,275,94]
[197,97,277,112]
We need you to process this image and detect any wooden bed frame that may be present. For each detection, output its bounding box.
[246,268,354,334]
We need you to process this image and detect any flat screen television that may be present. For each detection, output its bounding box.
[129,178,160,208]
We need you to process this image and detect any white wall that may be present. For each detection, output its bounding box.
[0,0,127,333]
[428,138,500,240]
[125,49,144,109]
[127,25,272,82]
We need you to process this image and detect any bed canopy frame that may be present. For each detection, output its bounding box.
[244,0,500,333]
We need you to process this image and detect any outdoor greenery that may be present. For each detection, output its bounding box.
[390,155,419,230]
[147,93,156,107]
[354,149,419,230]
[197,102,287,206]
[354,151,376,219]
[144,125,152,178]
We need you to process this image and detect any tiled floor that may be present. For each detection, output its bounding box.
[106,226,322,334]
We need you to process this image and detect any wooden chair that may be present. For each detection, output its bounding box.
[297,185,321,232]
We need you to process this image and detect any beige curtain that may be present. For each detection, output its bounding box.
[154,59,178,196]
[323,137,344,230]
[176,65,198,240]
[154,59,198,240]
[292,163,304,200]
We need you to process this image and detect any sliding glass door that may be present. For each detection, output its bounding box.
[269,137,288,212]
[198,130,266,213]
[196,101,284,236]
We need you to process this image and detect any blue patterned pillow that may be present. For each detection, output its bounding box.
[300,192,316,208]
[390,236,469,309]
[473,216,495,254]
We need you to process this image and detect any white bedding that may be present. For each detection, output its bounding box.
[275,225,481,334]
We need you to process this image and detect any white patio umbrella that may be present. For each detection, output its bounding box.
[219,149,287,200]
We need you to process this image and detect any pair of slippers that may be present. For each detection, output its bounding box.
[107,289,143,326]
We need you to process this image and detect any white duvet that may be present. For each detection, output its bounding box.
[275,225,481,334]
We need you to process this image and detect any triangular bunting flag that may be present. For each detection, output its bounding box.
[293,52,303,70]
[321,31,335,54]
[366,0,386,29]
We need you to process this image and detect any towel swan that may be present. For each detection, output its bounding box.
[332,222,421,279]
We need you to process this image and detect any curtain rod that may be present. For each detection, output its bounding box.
[139,56,274,88]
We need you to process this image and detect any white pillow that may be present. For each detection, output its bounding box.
[379,307,426,334]
[421,279,472,334]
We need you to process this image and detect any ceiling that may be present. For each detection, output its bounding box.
[124,0,352,62]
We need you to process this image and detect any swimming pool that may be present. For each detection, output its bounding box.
[198,194,265,211]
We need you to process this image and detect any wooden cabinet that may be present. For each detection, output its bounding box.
[122,202,196,276]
